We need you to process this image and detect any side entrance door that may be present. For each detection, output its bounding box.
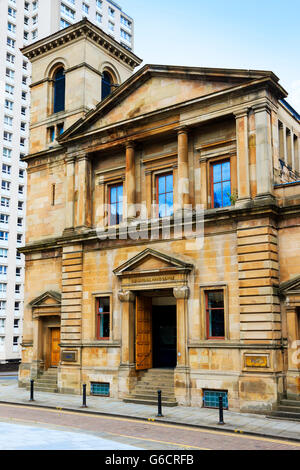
[136,296,152,371]
[50,328,60,367]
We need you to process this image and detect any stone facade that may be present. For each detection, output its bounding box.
[19,19,300,413]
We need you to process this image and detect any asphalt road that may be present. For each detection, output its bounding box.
[0,403,299,451]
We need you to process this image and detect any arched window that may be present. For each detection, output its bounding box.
[53,67,65,113]
[101,71,113,100]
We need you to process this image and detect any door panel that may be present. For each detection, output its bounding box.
[136,296,152,371]
[51,328,60,367]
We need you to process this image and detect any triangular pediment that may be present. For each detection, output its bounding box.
[114,248,193,276]
[60,65,283,142]
[279,276,300,295]
[29,291,61,307]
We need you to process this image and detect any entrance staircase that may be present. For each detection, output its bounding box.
[26,368,58,394]
[123,368,178,407]
[268,397,300,421]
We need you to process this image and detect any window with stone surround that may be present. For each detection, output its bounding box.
[156,172,174,218]
[96,296,111,340]
[108,183,123,226]
[205,290,225,339]
[210,159,231,209]
[200,285,229,341]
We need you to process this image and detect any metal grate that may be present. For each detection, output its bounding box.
[203,390,228,409]
[91,382,110,397]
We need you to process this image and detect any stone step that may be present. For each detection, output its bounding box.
[277,405,300,413]
[131,393,176,401]
[123,397,178,407]
[270,410,300,421]
[37,376,57,382]
[26,384,58,393]
[135,384,174,393]
[137,379,174,386]
[280,399,300,407]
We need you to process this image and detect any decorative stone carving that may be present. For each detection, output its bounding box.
[173,286,190,299]
[118,290,136,303]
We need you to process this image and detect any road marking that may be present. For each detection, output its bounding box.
[0,403,299,448]
[102,431,210,450]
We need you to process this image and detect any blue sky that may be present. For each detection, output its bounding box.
[121,0,300,110]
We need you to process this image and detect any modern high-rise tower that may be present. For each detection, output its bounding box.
[0,0,134,368]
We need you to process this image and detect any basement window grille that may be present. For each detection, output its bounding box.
[203,390,228,410]
[91,382,110,397]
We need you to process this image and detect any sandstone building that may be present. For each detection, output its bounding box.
[19,19,300,413]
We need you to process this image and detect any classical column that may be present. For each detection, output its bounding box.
[125,142,136,220]
[235,109,251,206]
[177,127,190,210]
[253,103,274,200]
[64,155,75,232]
[118,290,136,366]
[75,153,92,230]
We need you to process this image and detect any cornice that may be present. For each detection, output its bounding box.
[19,200,286,255]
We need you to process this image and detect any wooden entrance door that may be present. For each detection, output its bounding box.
[136,296,152,371]
[50,328,60,367]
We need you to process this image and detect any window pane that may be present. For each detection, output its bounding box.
[222,181,231,207]
[166,191,174,216]
[207,291,224,308]
[166,174,173,193]
[222,161,231,181]
[117,184,123,201]
[99,313,110,338]
[213,164,222,183]
[213,183,222,208]
[98,297,110,312]
[158,176,165,195]
[110,186,117,203]
[210,309,225,337]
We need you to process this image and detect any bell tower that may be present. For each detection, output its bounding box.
[22,18,142,155]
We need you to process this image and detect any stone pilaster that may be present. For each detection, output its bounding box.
[118,290,138,397]
[74,153,92,230]
[64,155,75,232]
[174,286,191,405]
[235,109,251,206]
[253,103,274,200]
[125,142,136,220]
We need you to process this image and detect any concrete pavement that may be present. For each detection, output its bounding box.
[0,376,299,443]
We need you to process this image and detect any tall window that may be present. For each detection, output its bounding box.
[211,160,231,208]
[101,71,113,100]
[156,173,174,218]
[109,183,123,225]
[53,67,65,113]
[96,297,110,340]
[206,290,225,339]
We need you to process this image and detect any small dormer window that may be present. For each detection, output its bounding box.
[53,67,65,113]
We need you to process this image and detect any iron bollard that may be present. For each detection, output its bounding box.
[218,395,224,425]
[29,379,35,402]
[82,384,88,408]
[157,390,163,417]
